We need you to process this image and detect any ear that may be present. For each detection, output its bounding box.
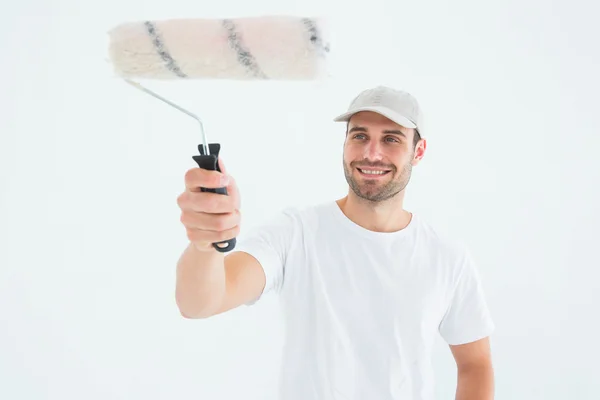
[412,138,427,166]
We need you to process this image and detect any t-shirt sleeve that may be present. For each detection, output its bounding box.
[233,209,296,305]
[438,249,495,345]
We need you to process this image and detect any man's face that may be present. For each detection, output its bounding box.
[342,111,424,202]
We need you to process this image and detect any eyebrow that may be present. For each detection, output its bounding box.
[348,126,407,138]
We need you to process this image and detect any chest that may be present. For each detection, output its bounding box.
[280,235,453,338]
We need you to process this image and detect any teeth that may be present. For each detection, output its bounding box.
[360,169,386,175]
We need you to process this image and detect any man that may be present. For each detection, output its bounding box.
[175,86,495,399]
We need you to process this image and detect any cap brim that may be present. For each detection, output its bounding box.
[333,106,417,129]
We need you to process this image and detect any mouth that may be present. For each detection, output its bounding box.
[356,167,391,177]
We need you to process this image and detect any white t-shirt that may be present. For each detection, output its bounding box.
[235,201,495,400]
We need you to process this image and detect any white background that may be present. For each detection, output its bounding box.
[1,0,599,399]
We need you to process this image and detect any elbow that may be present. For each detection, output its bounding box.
[179,309,209,319]
[175,295,219,319]
[174,277,227,319]
[177,304,214,319]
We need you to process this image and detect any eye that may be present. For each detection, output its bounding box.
[385,136,400,143]
[352,134,366,140]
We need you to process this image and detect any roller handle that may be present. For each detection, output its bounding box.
[191,143,236,253]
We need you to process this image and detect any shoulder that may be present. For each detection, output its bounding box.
[246,201,332,233]
[275,201,335,225]
[413,215,468,251]
[411,214,475,274]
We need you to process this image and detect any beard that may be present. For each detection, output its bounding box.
[343,157,413,203]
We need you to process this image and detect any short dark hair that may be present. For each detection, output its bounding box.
[413,129,422,148]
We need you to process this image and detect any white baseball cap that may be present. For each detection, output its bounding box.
[333,86,424,135]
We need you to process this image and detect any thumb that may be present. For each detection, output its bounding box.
[217,157,240,207]
[218,157,228,175]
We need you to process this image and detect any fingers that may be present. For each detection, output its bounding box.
[184,167,230,192]
[180,209,240,232]
[218,157,228,175]
[180,210,241,249]
[178,159,242,250]
[177,188,240,214]
[185,224,241,247]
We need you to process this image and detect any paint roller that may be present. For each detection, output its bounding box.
[106,15,330,252]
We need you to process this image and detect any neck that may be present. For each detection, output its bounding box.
[336,190,412,233]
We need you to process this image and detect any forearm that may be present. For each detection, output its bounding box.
[175,243,226,318]
[455,365,494,400]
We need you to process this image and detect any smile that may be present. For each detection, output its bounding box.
[357,168,391,176]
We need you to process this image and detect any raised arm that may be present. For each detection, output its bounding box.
[174,161,265,318]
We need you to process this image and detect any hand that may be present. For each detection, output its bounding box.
[177,158,241,253]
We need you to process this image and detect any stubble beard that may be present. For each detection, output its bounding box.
[343,158,413,203]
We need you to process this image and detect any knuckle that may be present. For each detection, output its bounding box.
[204,194,218,211]
[184,168,197,184]
[228,211,241,229]
[188,193,200,209]
[217,230,230,241]
[185,228,194,241]
[186,228,204,241]
[187,230,202,243]
[231,224,241,237]
[214,217,228,231]
[213,194,229,211]
[230,225,241,239]
[219,194,234,210]
[190,192,210,212]
[224,213,238,230]
[220,225,240,241]
[180,211,198,229]
[179,212,189,226]
[176,192,187,208]
[213,174,223,187]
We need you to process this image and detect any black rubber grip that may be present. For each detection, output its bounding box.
[191,143,236,253]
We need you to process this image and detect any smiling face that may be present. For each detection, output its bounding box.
[342,111,425,203]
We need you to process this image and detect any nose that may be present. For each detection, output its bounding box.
[363,139,384,161]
